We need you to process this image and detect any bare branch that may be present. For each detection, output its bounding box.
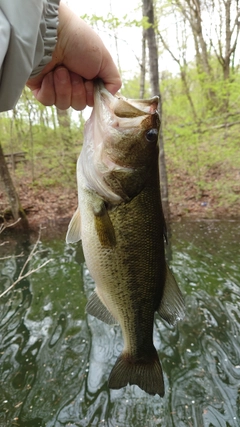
[0,253,24,260]
[0,259,52,299]
[0,218,21,234]
[0,228,53,298]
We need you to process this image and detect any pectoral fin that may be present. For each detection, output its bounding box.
[66,209,81,243]
[86,291,117,325]
[91,195,116,248]
[157,264,185,325]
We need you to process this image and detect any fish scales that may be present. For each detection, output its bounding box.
[66,80,185,397]
[86,179,164,343]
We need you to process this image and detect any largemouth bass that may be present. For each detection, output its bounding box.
[66,81,185,397]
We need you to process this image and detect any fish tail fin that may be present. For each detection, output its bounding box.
[108,347,164,397]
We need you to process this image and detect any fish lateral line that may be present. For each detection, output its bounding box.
[65,80,185,398]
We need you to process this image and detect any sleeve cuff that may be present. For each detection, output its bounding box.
[30,0,60,77]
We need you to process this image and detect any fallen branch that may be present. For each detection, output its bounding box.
[0,218,21,235]
[0,253,24,261]
[0,229,53,298]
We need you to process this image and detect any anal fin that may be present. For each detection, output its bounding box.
[86,291,117,325]
[157,264,185,325]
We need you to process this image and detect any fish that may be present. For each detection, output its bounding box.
[66,80,185,397]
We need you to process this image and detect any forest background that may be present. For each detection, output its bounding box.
[0,0,240,230]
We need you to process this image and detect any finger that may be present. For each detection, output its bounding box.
[53,66,72,109]
[104,79,122,96]
[98,51,122,95]
[69,72,87,111]
[84,80,94,107]
[30,72,56,106]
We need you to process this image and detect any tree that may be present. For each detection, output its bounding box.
[0,143,28,229]
[206,0,240,80]
[142,0,170,222]
[140,28,147,99]
[169,0,240,95]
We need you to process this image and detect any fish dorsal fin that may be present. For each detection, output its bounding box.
[86,291,118,325]
[66,209,81,244]
[91,195,116,248]
[157,265,185,325]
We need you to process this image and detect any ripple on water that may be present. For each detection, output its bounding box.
[0,222,240,426]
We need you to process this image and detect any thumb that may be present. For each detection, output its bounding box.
[98,52,122,95]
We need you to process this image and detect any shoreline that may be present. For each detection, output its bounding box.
[1,181,239,238]
[2,211,240,240]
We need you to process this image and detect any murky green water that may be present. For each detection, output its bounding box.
[0,221,239,427]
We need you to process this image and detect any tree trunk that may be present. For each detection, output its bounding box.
[0,143,28,229]
[56,107,72,150]
[56,108,71,129]
[157,30,198,122]
[142,0,170,222]
[139,28,147,99]
[218,0,239,81]
[174,0,216,105]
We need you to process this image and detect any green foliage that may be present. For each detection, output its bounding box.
[161,62,240,210]
[121,75,151,99]
[81,12,148,30]
[0,89,84,188]
[0,61,239,217]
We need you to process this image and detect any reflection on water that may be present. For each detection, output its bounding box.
[0,221,239,427]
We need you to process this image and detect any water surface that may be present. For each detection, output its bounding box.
[0,221,239,427]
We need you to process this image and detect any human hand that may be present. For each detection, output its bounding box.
[26,3,121,110]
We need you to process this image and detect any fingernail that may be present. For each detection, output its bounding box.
[46,71,54,85]
[85,80,93,95]
[71,73,82,85]
[55,67,68,83]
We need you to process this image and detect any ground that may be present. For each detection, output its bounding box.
[1,168,239,233]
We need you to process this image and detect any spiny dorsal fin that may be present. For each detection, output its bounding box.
[86,291,117,325]
[66,209,81,244]
[157,264,185,325]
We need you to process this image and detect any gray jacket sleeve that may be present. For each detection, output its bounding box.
[0,0,60,112]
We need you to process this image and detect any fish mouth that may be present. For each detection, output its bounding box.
[79,80,161,205]
[92,80,160,168]
[94,80,159,121]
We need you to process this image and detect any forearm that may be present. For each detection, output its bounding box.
[0,0,60,112]
[0,1,121,112]
[27,2,121,110]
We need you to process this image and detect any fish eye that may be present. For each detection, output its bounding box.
[145,128,158,143]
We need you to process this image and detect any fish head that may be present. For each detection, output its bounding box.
[79,81,160,203]
[94,82,160,169]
